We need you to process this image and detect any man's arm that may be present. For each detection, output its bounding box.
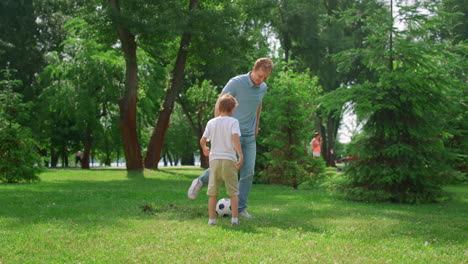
[255,103,262,137]
[232,133,243,170]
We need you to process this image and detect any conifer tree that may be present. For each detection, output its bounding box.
[330,1,463,203]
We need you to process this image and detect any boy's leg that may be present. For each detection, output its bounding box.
[188,168,210,200]
[230,195,239,219]
[208,196,218,224]
[238,136,256,213]
[223,160,239,221]
[207,160,222,224]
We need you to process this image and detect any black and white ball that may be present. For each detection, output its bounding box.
[216,198,231,217]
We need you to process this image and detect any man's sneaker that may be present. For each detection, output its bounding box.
[188,178,203,200]
[231,221,239,226]
[239,210,253,218]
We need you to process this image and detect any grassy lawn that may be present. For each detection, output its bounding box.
[0,167,466,263]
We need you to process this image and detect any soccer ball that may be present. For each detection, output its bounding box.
[216,198,231,217]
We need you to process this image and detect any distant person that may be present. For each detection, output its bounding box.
[310,132,322,158]
[188,58,274,219]
[200,94,243,226]
[75,151,82,166]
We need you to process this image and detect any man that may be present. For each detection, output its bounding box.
[188,58,274,218]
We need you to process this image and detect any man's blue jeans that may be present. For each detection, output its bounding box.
[199,135,256,212]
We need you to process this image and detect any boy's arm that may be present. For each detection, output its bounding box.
[200,137,210,157]
[232,133,243,170]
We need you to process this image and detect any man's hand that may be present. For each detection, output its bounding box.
[236,155,243,170]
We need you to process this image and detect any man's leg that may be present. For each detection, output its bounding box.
[188,168,210,200]
[238,135,256,213]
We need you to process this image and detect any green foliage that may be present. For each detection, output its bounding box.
[268,0,387,166]
[0,69,41,183]
[259,65,325,188]
[178,79,218,135]
[38,18,125,166]
[164,106,198,165]
[329,2,464,203]
[0,0,44,99]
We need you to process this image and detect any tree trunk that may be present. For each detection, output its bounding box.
[325,115,339,167]
[105,153,111,166]
[316,110,340,167]
[50,147,58,167]
[199,145,209,169]
[181,152,195,165]
[167,153,173,166]
[109,0,143,170]
[82,127,92,169]
[116,150,119,167]
[144,0,199,169]
[61,147,69,167]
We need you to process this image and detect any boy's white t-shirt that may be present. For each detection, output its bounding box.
[202,116,241,162]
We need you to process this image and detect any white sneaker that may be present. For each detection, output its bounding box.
[239,210,253,218]
[188,178,203,200]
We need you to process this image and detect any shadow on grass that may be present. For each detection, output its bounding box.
[127,169,145,180]
[0,168,201,229]
[215,184,468,244]
[156,167,203,180]
[1,168,466,245]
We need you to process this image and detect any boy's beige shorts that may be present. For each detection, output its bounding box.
[207,159,239,196]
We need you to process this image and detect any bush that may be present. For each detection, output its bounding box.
[260,151,327,188]
[0,123,42,183]
[258,66,325,188]
[0,69,42,183]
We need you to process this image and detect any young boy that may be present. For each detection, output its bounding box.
[200,94,243,226]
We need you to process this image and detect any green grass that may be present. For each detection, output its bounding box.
[0,167,466,263]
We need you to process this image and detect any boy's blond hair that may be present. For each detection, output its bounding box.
[253,58,274,73]
[218,93,238,113]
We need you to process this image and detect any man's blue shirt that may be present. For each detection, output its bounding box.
[222,72,268,136]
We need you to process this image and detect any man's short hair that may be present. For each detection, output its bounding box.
[254,58,274,73]
[218,93,238,113]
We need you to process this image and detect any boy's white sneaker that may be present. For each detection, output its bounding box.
[188,178,203,200]
[239,210,253,218]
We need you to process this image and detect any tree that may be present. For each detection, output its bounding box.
[269,0,385,167]
[0,68,42,183]
[108,0,144,170]
[0,0,44,100]
[144,0,199,169]
[38,18,124,169]
[163,105,199,166]
[329,1,462,203]
[259,65,325,189]
[435,0,468,175]
[178,80,218,168]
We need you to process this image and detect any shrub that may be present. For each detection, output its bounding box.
[0,69,41,183]
[258,66,325,188]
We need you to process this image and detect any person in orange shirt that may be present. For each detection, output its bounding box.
[310,132,322,158]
